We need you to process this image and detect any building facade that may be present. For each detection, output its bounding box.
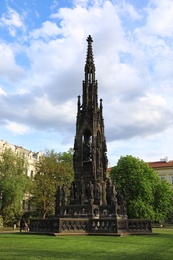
[0,140,42,211]
[148,158,173,188]
[0,140,42,178]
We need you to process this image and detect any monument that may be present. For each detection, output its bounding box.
[30,36,152,235]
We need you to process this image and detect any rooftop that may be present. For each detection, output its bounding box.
[147,160,173,168]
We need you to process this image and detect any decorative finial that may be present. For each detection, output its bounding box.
[100,99,103,110]
[87,35,93,43]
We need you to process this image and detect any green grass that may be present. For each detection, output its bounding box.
[0,229,172,260]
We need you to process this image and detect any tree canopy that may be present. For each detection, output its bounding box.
[30,149,74,219]
[110,155,173,222]
[0,149,30,225]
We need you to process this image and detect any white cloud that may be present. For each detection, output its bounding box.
[146,0,173,37]
[141,94,167,107]
[118,1,142,20]
[32,95,76,124]
[50,0,59,10]
[73,0,106,8]
[0,43,25,82]
[5,121,30,135]
[30,21,61,40]
[0,7,25,36]
[52,1,123,42]
[0,86,7,96]
[133,94,167,123]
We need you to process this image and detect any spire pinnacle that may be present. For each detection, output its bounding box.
[86,35,94,66]
[85,35,95,82]
[87,35,93,44]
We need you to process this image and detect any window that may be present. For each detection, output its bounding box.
[160,176,166,181]
[170,176,173,185]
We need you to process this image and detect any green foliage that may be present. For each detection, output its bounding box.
[110,155,173,221]
[153,179,173,222]
[57,148,74,165]
[0,149,31,225]
[30,149,74,219]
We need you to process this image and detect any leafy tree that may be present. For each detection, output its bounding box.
[30,149,74,219]
[153,179,173,222]
[57,148,74,165]
[110,155,173,222]
[0,149,30,225]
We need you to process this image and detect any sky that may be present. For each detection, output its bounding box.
[1,0,173,167]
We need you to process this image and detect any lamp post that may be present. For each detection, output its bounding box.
[0,192,2,212]
[0,192,3,229]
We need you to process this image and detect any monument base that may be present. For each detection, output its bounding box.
[29,217,152,235]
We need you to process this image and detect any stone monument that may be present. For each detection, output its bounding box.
[30,36,152,235]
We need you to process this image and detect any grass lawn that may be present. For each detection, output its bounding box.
[0,229,172,260]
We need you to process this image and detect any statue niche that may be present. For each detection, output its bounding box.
[82,129,92,162]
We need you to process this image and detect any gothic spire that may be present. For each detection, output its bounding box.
[85,35,95,83]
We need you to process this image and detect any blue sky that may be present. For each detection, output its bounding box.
[1,0,173,166]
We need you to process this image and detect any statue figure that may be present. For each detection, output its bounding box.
[83,135,92,161]
[116,190,127,216]
[116,191,123,205]
[55,186,61,206]
[55,186,61,216]
[78,178,85,204]
[61,184,66,205]
[121,188,127,216]
[111,184,117,205]
[89,181,94,200]
[103,152,108,172]
[70,181,76,205]
[95,182,101,205]
[81,178,85,196]
[106,179,112,205]
[86,181,94,202]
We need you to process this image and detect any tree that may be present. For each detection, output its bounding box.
[57,148,74,165]
[110,155,173,221]
[153,179,173,222]
[30,149,74,219]
[0,149,30,225]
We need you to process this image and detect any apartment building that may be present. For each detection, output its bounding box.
[0,140,42,178]
[148,158,173,188]
[0,140,42,211]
